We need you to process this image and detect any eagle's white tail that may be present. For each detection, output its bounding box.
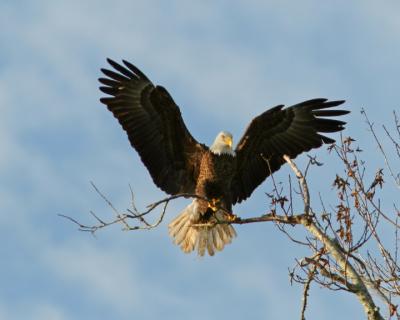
[168,200,237,256]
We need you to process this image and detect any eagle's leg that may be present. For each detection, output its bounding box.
[207,198,237,222]
[207,198,220,212]
[225,212,237,221]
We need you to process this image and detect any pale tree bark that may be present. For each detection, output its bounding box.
[283,155,383,320]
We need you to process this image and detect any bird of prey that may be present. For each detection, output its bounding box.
[99,58,349,256]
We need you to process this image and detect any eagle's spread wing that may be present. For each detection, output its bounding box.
[99,59,206,195]
[231,99,349,204]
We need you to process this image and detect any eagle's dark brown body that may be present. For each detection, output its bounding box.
[196,151,236,215]
[98,58,350,256]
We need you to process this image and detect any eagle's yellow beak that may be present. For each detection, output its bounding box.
[225,136,233,148]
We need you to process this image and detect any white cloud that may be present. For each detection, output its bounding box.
[0,302,69,320]
[30,304,69,320]
[42,242,140,314]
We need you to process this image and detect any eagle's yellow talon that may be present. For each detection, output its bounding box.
[207,198,221,212]
[226,213,237,221]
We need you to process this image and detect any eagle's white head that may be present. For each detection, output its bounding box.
[210,131,235,156]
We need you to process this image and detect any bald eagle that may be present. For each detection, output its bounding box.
[99,59,349,256]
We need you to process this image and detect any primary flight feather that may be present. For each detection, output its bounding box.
[99,58,349,256]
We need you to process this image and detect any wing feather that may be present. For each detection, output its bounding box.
[232,99,349,203]
[99,59,206,195]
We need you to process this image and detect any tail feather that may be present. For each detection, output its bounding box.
[207,232,215,256]
[184,228,198,253]
[173,223,190,245]
[168,200,236,256]
[198,229,207,256]
[211,228,224,251]
[169,209,191,238]
[225,224,237,239]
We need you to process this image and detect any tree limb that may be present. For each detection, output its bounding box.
[283,154,384,320]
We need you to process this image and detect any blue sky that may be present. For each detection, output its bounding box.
[1,1,400,319]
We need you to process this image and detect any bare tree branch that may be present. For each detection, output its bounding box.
[283,154,384,320]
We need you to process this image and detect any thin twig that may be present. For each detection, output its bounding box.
[300,264,317,320]
[361,109,400,189]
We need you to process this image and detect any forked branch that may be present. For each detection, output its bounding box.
[283,155,383,320]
